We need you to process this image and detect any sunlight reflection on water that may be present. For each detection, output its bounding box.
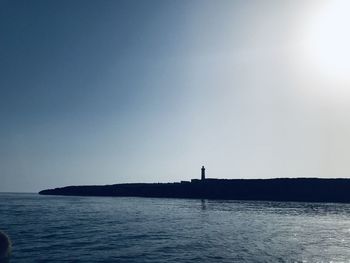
[1,193,350,262]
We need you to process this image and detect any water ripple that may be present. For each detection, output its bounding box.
[2,194,350,262]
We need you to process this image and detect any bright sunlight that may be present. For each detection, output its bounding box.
[302,0,350,83]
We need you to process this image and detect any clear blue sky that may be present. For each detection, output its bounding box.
[2,0,350,192]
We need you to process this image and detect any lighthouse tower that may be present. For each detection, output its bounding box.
[201,166,205,181]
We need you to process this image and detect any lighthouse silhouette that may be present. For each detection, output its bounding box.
[201,166,205,181]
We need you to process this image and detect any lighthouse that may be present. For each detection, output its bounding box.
[201,166,205,181]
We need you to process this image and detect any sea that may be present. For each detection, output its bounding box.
[1,193,350,262]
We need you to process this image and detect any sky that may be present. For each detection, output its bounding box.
[1,0,350,192]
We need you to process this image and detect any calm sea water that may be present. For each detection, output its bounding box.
[1,193,350,262]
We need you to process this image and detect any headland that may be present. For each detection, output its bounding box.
[39,177,350,203]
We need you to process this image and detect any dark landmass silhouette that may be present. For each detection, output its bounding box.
[39,178,350,203]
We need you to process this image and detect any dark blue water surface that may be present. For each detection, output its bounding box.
[1,193,350,262]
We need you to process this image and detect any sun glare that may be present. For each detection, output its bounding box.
[302,0,350,83]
